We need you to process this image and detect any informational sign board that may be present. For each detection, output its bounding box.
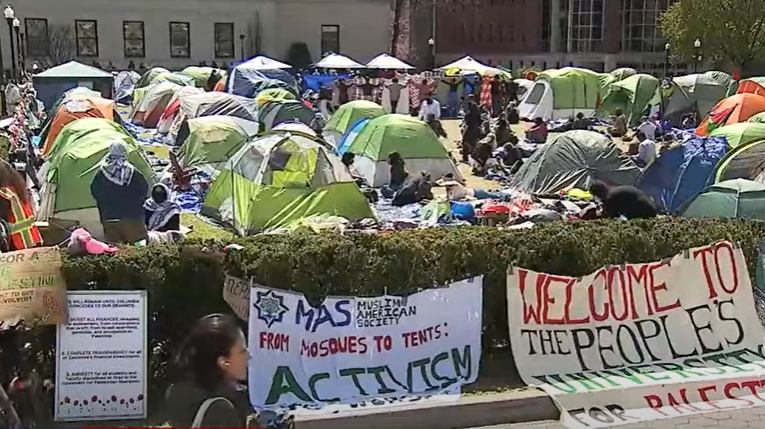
[0,246,68,325]
[248,277,483,408]
[507,242,765,428]
[55,290,148,421]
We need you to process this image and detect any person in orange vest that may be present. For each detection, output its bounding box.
[0,161,42,251]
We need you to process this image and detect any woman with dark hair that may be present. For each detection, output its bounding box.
[163,314,252,427]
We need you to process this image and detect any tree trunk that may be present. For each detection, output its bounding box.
[390,0,405,56]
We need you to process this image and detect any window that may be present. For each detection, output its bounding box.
[622,0,673,52]
[123,21,145,58]
[567,0,604,52]
[169,22,190,58]
[24,18,48,57]
[75,20,99,57]
[320,25,339,55]
[214,23,234,58]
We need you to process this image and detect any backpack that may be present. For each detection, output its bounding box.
[191,397,234,428]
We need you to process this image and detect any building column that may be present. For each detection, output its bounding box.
[550,0,561,53]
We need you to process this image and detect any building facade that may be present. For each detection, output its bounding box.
[2,0,390,71]
[435,0,685,74]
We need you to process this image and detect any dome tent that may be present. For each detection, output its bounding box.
[226,56,296,97]
[135,67,170,89]
[323,100,386,146]
[679,179,765,220]
[662,74,729,127]
[597,74,660,126]
[696,93,765,135]
[176,115,259,176]
[610,67,637,81]
[38,118,155,239]
[40,95,120,155]
[709,122,765,148]
[167,92,258,142]
[510,130,640,194]
[259,99,315,130]
[342,114,462,187]
[712,139,765,183]
[129,81,183,127]
[113,70,141,103]
[201,129,374,235]
[518,68,614,121]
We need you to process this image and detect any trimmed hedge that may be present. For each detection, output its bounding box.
[34,218,765,407]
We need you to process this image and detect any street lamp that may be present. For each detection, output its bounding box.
[12,17,19,79]
[18,32,24,74]
[694,38,702,73]
[428,37,435,70]
[239,33,245,61]
[4,5,15,83]
[663,43,670,78]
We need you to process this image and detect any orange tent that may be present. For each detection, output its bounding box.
[41,96,115,155]
[737,78,765,96]
[696,93,765,135]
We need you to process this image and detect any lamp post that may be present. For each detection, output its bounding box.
[427,37,435,70]
[4,6,15,83]
[693,38,701,73]
[663,43,670,78]
[18,32,24,74]
[12,17,19,79]
[239,33,245,61]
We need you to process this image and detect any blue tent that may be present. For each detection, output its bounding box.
[225,59,297,97]
[336,118,369,154]
[636,136,729,214]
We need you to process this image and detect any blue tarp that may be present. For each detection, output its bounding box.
[226,61,297,97]
[636,136,729,214]
[301,73,352,92]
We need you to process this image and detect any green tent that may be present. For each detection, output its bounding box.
[679,179,765,219]
[519,67,614,120]
[748,112,765,123]
[597,74,660,125]
[510,130,640,194]
[176,115,260,176]
[259,100,315,130]
[258,88,296,101]
[201,129,374,235]
[150,72,195,87]
[344,114,461,187]
[712,139,765,182]
[135,67,170,89]
[610,67,637,82]
[324,100,386,142]
[709,123,765,148]
[38,118,155,228]
[180,66,223,87]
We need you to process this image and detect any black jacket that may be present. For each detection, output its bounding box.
[163,380,252,428]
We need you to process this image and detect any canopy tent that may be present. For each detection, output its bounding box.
[510,130,640,194]
[113,70,141,103]
[439,56,511,79]
[323,100,386,145]
[226,58,297,97]
[259,99,315,130]
[596,74,660,126]
[736,77,765,96]
[366,53,414,70]
[636,136,729,214]
[180,66,224,89]
[129,82,183,127]
[662,74,728,126]
[610,68,637,81]
[679,179,765,220]
[255,88,297,107]
[709,122,765,148]
[518,68,614,121]
[38,118,155,239]
[176,116,259,176]
[33,61,114,109]
[135,67,171,89]
[40,96,118,155]
[167,92,258,142]
[201,129,374,235]
[156,86,205,134]
[696,93,765,135]
[712,139,765,183]
[314,53,365,69]
[341,114,461,186]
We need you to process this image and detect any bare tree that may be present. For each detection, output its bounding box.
[43,24,76,67]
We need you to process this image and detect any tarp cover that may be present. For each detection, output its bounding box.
[179,92,257,122]
[226,58,297,97]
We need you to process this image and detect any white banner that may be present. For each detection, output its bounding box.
[55,291,148,421]
[506,242,765,428]
[248,277,482,408]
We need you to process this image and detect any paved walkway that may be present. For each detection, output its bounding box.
[469,407,765,429]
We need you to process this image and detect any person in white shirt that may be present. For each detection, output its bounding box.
[632,131,656,168]
[419,96,441,121]
[636,116,657,141]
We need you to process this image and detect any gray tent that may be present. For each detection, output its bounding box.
[511,130,640,194]
[33,61,113,108]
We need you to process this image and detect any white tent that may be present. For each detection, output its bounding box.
[314,53,365,69]
[240,55,291,69]
[438,56,490,73]
[366,53,414,70]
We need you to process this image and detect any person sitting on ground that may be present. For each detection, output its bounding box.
[631,131,656,168]
[505,101,520,124]
[525,117,548,144]
[90,140,149,244]
[471,133,496,176]
[572,112,590,130]
[391,171,433,207]
[144,183,181,232]
[681,112,697,129]
[608,108,628,137]
[588,180,658,220]
[341,152,366,187]
[381,152,408,198]
[637,115,657,141]
[659,133,677,155]
[494,115,514,146]
[309,113,326,137]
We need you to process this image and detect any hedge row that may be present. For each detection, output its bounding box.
[32,218,765,407]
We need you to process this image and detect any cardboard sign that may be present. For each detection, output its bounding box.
[223,274,250,321]
[0,247,68,325]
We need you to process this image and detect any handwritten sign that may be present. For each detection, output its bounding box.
[0,247,68,325]
[506,242,765,428]
[223,275,249,321]
[248,277,482,408]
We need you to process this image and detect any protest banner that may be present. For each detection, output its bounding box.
[223,274,250,321]
[0,246,67,325]
[507,242,765,428]
[248,277,482,408]
[55,290,148,421]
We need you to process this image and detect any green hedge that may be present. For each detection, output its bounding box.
[35,218,765,407]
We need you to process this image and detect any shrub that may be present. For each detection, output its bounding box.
[40,218,765,409]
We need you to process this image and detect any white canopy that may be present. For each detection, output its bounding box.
[366,53,414,70]
[240,55,291,69]
[314,53,365,69]
[438,56,490,73]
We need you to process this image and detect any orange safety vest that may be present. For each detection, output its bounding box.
[0,187,42,250]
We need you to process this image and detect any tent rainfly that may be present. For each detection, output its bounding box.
[366,54,414,70]
[314,53,365,69]
[239,55,292,69]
